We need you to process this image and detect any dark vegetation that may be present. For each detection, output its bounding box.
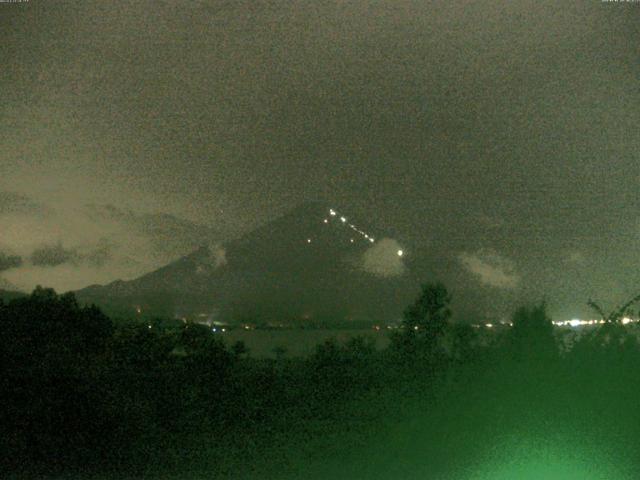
[3,284,640,479]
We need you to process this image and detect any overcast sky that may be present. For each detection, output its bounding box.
[1,1,638,319]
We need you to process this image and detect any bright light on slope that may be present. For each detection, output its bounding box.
[324,208,378,244]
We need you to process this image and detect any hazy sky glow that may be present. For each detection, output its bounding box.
[1,1,639,319]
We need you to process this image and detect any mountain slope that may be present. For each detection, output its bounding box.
[75,202,417,324]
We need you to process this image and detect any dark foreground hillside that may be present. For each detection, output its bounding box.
[3,286,640,479]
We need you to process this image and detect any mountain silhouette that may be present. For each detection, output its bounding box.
[75,202,418,325]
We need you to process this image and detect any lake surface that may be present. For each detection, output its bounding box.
[216,328,391,357]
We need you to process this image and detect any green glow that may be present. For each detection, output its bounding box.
[466,440,630,480]
[472,457,606,480]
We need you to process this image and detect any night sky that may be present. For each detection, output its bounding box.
[1,1,639,320]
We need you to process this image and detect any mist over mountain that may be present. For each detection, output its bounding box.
[0,191,228,292]
[2,191,629,322]
[75,202,419,325]
[0,277,20,292]
[0,191,45,217]
[84,203,227,261]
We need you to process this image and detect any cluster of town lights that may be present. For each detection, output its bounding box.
[553,317,636,327]
[470,317,638,329]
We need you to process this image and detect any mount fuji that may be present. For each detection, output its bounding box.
[74,202,418,326]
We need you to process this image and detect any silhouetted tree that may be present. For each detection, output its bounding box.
[391,282,452,362]
[273,345,288,360]
[571,294,640,360]
[1,287,112,371]
[231,340,249,358]
[0,288,117,473]
[344,335,376,362]
[403,283,452,333]
[507,302,557,362]
[588,292,640,324]
[449,323,478,364]
[109,324,175,369]
[313,337,342,366]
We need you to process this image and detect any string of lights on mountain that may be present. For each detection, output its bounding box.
[307,208,403,258]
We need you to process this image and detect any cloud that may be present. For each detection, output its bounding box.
[3,264,126,293]
[458,249,519,289]
[0,191,46,216]
[84,203,223,261]
[82,241,113,268]
[0,252,23,272]
[35,240,114,269]
[0,276,19,291]
[31,243,78,267]
[195,244,227,275]
[0,191,225,292]
[209,245,227,268]
[361,238,405,277]
[566,251,587,266]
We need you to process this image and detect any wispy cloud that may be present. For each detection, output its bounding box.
[0,192,223,292]
[566,251,587,266]
[458,249,519,289]
[361,238,405,278]
[195,244,227,274]
[31,243,78,267]
[0,251,23,272]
